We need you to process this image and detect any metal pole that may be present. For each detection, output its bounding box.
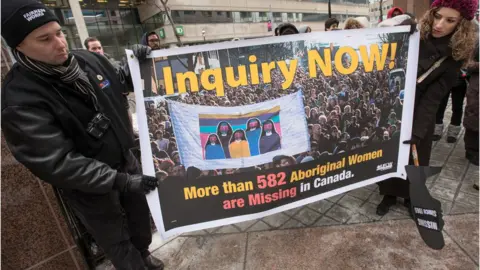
[328,0,332,18]
[68,0,89,48]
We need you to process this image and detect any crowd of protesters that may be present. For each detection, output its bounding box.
[144,51,405,179]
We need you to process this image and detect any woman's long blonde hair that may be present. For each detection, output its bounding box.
[344,18,363,30]
[419,7,478,61]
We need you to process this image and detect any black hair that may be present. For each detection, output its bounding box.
[147,31,159,41]
[275,23,299,36]
[325,17,339,30]
[84,37,100,50]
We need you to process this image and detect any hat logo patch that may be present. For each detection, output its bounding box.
[23,9,46,22]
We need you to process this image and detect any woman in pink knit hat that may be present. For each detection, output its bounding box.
[376,0,479,216]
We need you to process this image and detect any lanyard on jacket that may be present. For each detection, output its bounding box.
[417,56,448,84]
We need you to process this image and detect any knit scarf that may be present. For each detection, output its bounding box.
[13,50,99,109]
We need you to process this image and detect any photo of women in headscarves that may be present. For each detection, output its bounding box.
[229,130,251,158]
[216,121,233,158]
[245,118,261,156]
[259,119,281,154]
[204,134,226,160]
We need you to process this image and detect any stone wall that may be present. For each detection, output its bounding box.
[1,134,88,270]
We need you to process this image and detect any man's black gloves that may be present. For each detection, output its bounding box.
[403,135,421,146]
[131,44,151,61]
[114,173,158,194]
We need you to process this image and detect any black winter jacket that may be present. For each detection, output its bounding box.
[412,34,463,140]
[1,50,136,194]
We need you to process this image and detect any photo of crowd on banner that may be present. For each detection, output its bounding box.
[140,37,408,179]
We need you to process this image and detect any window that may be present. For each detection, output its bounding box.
[301,13,329,22]
[273,12,282,22]
[240,12,253,22]
[257,11,268,22]
[172,10,233,24]
[202,11,212,17]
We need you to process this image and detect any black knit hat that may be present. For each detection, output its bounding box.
[2,0,60,48]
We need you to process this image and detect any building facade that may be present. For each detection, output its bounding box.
[138,0,370,45]
[369,0,394,23]
[17,0,371,60]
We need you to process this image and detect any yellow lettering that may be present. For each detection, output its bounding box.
[290,171,298,182]
[334,46,358,75]
[308,49,332,77]
[277,59,298,89]
[163,66,175,95]
[184,186,197,200]
[225,66,248,88]
[200,68,225,96]
[261,62,276,83]
[359,44,389,72]
[176,71,199,93]
[249,55,260,84]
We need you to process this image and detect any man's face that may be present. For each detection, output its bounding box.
[87,40,104,55]
[327,24,338,31]
[17,22,68,66]
[148,34,161,50]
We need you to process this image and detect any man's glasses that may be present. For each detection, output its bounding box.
[148,39,160,43]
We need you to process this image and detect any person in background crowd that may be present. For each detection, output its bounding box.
[275,23,299,36]
[1,0,164,269]
[376,0,478,216]
[387,6,404,19]
[139,31,161,97]
[84,37,104,55]
[325,17,339,31]
[464,39,479,170]
[354,17,370,28]
[155,131,169,152]
[84,36,122,68]
[298,26,312,33]
[432,69,468,143]
[344,18,365,30]
[273,155,297,168]
[141,31,161,50]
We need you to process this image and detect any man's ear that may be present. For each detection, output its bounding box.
[16,42,25,54]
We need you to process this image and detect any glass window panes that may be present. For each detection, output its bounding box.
[273,12,282,22]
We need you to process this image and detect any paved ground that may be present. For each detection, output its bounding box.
[99,101,479,269]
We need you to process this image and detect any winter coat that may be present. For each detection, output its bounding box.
[464,44,479,132]
[379,33,462,199]
[412,34,463,155]
[1,50,137,194]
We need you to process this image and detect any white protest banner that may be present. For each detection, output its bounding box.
[126,26,420,238]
